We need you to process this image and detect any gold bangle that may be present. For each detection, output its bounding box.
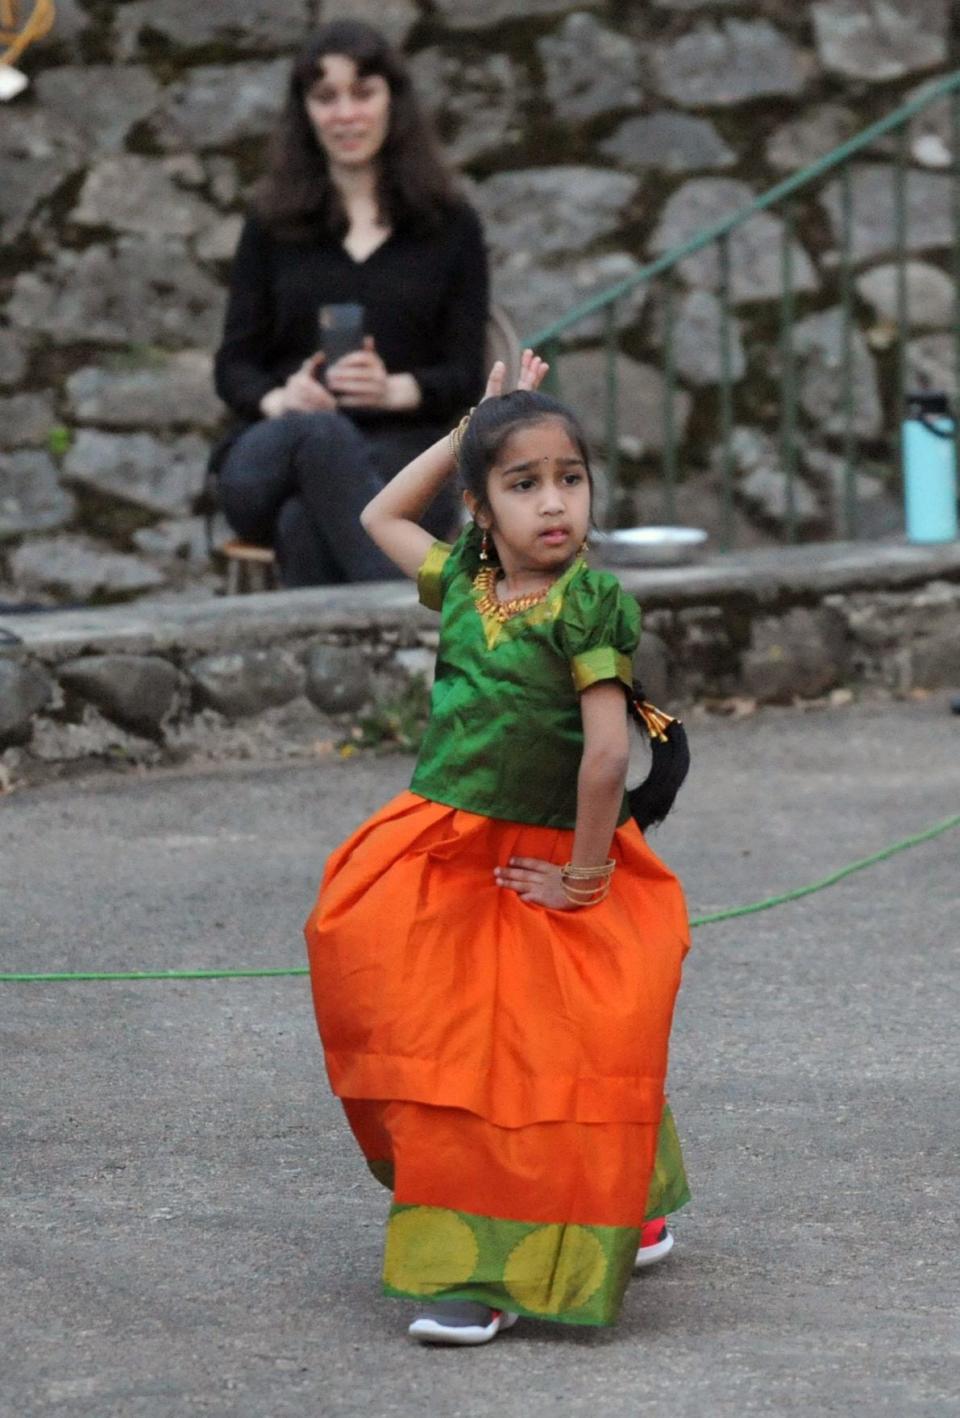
[561,879,612,907]
[561,878,612,895]
[560,859,616,882]
[561,886,612,903]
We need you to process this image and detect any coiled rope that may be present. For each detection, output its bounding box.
[2,812,957,983]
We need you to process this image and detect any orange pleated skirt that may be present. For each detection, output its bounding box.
[305,791,690,1325]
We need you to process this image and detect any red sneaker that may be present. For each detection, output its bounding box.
[634,1218,675,1270]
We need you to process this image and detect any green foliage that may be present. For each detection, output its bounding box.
[47,425,72,457]
[344,675,431,755]
[105,344,167,372]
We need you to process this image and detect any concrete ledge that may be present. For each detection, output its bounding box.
[2,539,959,771]
[3,539,960,662]
[1,580,433,663]
[616,538,960,606]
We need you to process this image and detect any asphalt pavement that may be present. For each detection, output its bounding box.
[1,699,958,1417]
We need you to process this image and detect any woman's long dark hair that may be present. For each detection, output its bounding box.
[457,390,691,832]
[254,21,459,240]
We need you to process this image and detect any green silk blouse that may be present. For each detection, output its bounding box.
[409,527,640,829]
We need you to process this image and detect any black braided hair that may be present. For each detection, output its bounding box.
[626,681,691,831]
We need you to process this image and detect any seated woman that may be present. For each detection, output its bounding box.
[212,20,489,587]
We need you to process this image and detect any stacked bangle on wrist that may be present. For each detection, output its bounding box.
[560,859,616,907]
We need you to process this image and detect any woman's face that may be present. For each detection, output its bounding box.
[305,54,391,170]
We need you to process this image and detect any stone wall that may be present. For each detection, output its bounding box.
[2,540,959,782]
[2,0,959,605]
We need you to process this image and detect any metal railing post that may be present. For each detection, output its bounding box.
[662,277,678,523]
[894,125,909,504]
[603,304,620,494]
[718,235,735,550]
[780,204,798,543]
[541,337,562,398]
[953,89,960,478]
[840,163,857,539]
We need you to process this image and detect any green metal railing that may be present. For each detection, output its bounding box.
[527,70,960,548]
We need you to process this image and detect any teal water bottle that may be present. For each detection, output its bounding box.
[902,391,958,543]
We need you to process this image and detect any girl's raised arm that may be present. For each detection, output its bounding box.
[360,352,548,580]
[359,428,462,580]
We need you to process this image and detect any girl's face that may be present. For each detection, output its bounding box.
[468,418,592,577]
[305,54,391,170]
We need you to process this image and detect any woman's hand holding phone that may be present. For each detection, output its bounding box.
[326,337,422,412]
[326,336,390,407]
[260,355,336,417]
[260,335,424,418]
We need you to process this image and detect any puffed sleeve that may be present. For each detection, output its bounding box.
[416,522,482,610]
[416,540,452,611]
[557,571,640,693]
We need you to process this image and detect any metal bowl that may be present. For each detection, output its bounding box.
[590,526,708,566]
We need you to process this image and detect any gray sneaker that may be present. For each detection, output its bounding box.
[408,1301,519,1346]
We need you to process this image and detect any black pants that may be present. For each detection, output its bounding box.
[218,411,453,587]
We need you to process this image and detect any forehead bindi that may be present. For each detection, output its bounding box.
[496,420,582,472]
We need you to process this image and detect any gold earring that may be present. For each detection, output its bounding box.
[479,528,490,562]
[579,537,589,558]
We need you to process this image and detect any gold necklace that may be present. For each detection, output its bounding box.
[473,565,553,623]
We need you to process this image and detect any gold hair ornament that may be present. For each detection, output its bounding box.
[448,407,475,464]
[634,700,678,744]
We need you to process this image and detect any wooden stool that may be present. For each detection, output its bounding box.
[222,539,278,595]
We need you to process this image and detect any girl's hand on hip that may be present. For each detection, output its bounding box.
[266,356,336,416]
[482,347,550,401]
[327,336,390,408]
[494,856,579,911]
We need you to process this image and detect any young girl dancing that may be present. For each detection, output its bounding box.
[305,351,691,1344]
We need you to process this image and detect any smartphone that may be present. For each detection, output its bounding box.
[317,302,365,376]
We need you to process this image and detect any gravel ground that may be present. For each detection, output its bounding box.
[1,698,958,1417]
